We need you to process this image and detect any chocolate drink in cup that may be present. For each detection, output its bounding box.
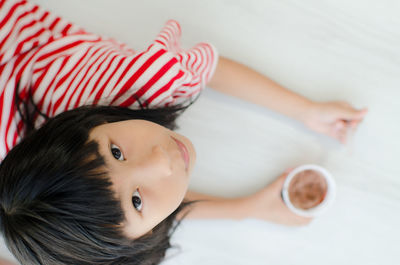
[288,169,328,210]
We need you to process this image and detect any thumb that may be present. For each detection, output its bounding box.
[355,108,368,119]
[342,107,368,120]
[276,168,294,184]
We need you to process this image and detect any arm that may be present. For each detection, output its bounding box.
[179,170,311,226]
[208,56,368,143]
[208,56,312,123]
[180,190,249,220]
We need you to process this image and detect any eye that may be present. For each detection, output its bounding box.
[132,190,143,212]
[111,144,125,161]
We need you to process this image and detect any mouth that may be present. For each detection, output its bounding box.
[171,136,190,171]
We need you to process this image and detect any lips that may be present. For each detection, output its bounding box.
[172,137,190,171]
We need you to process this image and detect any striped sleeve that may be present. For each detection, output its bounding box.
[144,20,218,106]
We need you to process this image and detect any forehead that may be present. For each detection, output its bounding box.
[89,120,135,139]
[89,120,170,145]
[90,120,160,133]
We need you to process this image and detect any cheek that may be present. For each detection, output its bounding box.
[155,174,189,214]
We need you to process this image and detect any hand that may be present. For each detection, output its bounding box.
[302,101,368,144]
[247,169,312,226]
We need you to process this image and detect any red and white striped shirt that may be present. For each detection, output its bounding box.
[0,0,218,161]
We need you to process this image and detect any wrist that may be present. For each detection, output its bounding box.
[293,99,317,124]
[241,191,267,220]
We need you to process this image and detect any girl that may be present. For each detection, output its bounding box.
[0,0,367,264]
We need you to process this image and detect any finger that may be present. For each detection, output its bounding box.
[276,172,288,183]
[346,116,365,134]
[359,107,369,117]
[340,106,368,120]
[284,167,295,174]
[349,120,359,129]
[338,129,347,144]
[275,169,294,186]
[339,124,351,144]
[334,120,346,131]
[330,121,347,144]
[352,107,368,120]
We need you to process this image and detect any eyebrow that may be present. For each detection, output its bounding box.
[94,136,112,170]
[95,133,118,169]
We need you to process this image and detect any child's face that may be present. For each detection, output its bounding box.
[89,120,196,238]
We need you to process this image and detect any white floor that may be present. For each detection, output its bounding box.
[1,0,400,264]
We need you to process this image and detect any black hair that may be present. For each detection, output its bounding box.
[0,103,193,265]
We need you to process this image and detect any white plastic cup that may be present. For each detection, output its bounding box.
[281,164,336,217]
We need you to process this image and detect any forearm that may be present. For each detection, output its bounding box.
[208,56,313,122]
[178,190,251,220]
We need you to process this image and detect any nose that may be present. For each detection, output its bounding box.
[147,144,173,177]
[125,144,173,187]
